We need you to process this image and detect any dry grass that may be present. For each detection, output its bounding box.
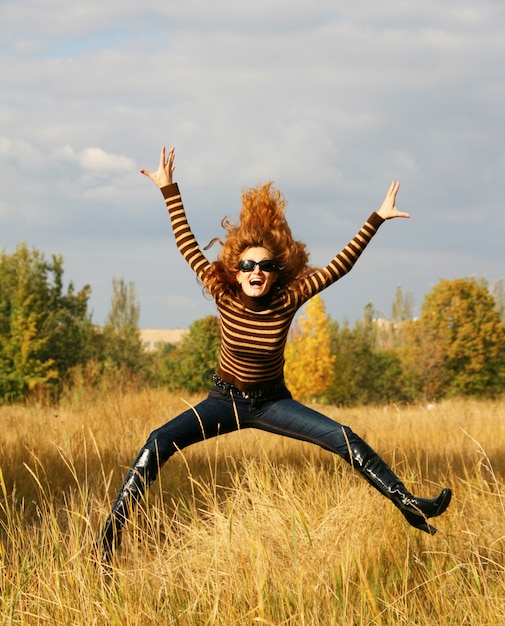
[1,391,504,625]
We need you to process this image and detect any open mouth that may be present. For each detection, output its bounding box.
[249,278,264,287]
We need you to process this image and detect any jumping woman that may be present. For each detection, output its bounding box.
[98,146,451,562]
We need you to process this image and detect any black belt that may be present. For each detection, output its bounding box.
[212,373,285,400]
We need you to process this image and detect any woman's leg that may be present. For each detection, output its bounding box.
[98,394,241,561]
[248,398,451,534]
[346,438,451,533]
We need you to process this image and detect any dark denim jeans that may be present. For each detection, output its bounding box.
[144,386,362,468]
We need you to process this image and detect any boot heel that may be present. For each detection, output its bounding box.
[400,508,437,535]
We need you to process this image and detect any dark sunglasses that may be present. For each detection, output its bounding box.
[238,259,278,273]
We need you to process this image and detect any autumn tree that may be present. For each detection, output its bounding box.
[400,277,505,399]
[284,295,335,402]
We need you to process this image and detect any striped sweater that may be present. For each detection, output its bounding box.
[162,183,384,391]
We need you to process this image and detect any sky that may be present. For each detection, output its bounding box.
[1,0,504,330]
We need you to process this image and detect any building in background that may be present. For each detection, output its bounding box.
[139,328,187,352]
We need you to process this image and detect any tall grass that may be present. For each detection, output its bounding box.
[1,391,504,624]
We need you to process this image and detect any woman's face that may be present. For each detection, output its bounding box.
[236,246,278,298]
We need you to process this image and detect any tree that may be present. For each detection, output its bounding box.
[284,295,335,402]
[326,305,407,406]
[41,273,94,380]
[325,319,363,405]
[155,316,221,393]
[384,285,415,350]
[400,277,505,399]
[101,278,145,376]
[493,279,505,323]
[0,293,57,401]
[391,285,414,322]
[0,244,93,402]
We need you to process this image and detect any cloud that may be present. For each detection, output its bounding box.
[55,145,136,172]
[0,137,135,173]
[0,0,503,328]
[0,137,43,168]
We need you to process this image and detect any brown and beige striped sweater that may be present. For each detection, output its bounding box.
[162,183,384,391]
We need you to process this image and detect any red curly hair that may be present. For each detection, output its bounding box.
[202,183,313,298]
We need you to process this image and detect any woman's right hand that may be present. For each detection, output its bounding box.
[140,146,175,188]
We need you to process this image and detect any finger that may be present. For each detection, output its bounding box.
[167,146,175,166]
[139,168,152,177]
[395,209,410,218]
[160,146,166,167]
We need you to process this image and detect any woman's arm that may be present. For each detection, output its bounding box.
[141,147,211,281]
[296,181,409,301]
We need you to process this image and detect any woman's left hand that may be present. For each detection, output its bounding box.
[376,181,410,220]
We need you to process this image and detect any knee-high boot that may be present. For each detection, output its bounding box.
[98,447,160,562]
[348,439,452,534]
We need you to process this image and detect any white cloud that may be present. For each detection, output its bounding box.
[75,147,135,172]
[0,0,503,327]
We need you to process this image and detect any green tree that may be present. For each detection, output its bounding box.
[0,293,56,401]
[155,316,221,393]
[0,245,93,402]
[400,277,505,399]
[101,278,145,376]
[326,306,407,406]
[326,319,363,405]
[41,273,95,381]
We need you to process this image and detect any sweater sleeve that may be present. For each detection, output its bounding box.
[296,212,385,302]
[161,183,211,281]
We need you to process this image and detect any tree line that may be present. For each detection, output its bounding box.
[1,244,504,405]
[0,244,145,403]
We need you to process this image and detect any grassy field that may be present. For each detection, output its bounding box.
[0,389,504,625]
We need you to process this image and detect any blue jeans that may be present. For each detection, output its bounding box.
[100,385,450,558]
[144,386,361,467]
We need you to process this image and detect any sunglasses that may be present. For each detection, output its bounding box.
[238,259,278,273]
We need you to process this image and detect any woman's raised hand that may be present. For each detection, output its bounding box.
[376,181,410,220]
[140,146,175,188]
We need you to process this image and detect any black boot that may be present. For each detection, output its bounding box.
[348,439,452,535]
[98,448,160,562]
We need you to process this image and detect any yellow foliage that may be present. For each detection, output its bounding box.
[284,295,335,401]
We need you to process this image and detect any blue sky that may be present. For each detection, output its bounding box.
[1,0,504,329]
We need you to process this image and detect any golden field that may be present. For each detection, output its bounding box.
[0,389,504,625]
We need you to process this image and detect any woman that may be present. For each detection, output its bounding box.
[98,147,451,562]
